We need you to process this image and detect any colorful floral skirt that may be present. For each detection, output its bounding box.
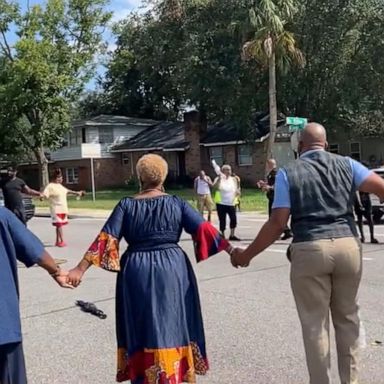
[115,245,209,383]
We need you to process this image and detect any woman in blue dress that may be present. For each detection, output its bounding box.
[68,154,235,384]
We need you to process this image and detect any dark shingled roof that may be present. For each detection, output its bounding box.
[202,112,285,144]
[73,114,158,128]
[112,121,186,152]
[111,112,288,152]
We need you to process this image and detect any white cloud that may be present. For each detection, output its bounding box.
[111,8,133,23]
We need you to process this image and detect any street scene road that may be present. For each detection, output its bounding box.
[20,214,384,384]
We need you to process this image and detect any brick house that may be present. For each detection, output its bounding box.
[112,111,290,187]
[327,128,384,168]
[19,115,158,190]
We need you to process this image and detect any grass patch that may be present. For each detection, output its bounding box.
[35,188,268,213]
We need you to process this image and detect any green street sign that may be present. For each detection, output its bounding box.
[286,116,308,132]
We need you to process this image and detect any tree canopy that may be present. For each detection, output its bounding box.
[0,0,111,185]
[86,0,384,138]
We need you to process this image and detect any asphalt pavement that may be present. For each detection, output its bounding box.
[19,214,384,384]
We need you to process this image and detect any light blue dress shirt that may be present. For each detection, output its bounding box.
[272,150,373,209]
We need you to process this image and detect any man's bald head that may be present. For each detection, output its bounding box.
[299,123,327,153]
[266,158,277,172]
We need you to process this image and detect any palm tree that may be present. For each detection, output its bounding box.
[242,0,304,168]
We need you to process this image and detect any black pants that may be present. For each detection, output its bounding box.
[355,202,375,240]
[216,204,237,232]
[0,342,27,384]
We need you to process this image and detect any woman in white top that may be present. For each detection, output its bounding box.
[42,168,84,247]
[213,164,241,240]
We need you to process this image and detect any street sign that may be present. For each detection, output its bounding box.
[286,116,308,132]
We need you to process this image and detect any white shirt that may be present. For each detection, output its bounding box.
[195,177,211,195]
[218,176,238,206]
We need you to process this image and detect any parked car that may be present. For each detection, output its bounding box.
[370,168,384,223]
[0,169,36,221]
[0,192,36,221]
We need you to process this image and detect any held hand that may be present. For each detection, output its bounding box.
[231,248,250,268]
[67,266,84,288]
[52,269,74,289]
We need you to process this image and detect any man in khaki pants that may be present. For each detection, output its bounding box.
[231,123,384,383]
[194,170,214,222]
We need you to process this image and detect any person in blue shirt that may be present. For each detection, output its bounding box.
[0,207,72,384]
[231,123,384,384]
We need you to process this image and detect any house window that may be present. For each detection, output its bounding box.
[122,153,130,166]
[98,128,114,144]
[237,145,253,165]
[329,144,339,154]
[66,168,79,184]
[350,142,361,161]
[209,147,223,166]
[69,129,82,146]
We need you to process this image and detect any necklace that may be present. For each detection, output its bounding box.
[139,188,164,194]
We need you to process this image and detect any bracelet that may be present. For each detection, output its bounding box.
[226,245,235,256]
[49,265,61,278]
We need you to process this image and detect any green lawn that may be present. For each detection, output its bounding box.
[35,188,268,212]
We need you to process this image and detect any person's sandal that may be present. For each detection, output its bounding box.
[229,235,241,241]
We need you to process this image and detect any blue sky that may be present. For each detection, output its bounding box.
[8,0,145,89]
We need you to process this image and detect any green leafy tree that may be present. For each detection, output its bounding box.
[242,0,304,163]
[0,0,111,186]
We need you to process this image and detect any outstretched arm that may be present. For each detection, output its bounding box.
[232,169,291,267]
[232,208,290,267]
[22,185,43,197]
[5,209,72,288]
[67,189,85,197]
[67,200,125,286]
[38,250,73,288]
[182,199,234,261]
[359,173,384,202]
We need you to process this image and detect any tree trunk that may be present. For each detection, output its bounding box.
[34,146,49,189]
[265,50,277,175]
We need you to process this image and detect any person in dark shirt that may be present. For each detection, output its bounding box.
[0,167,42,224]
[0,207,72,384]
[258,159,292,240]
[354,190,378,243]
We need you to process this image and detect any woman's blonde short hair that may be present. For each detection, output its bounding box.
[136,154,168,186]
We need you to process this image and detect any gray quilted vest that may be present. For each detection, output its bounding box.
[284,150,358,243]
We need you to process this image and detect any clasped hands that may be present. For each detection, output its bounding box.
[50,266,84,288]
[230,247,251,268]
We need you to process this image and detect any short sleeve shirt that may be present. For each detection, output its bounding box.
[0,207,44,345]
[0,177,26,210]
[43,183,69,215]
[272,152,373,209]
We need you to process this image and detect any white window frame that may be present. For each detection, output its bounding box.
[350,142,361,161]
[65,167,79,184]
[121,153,130,166]
[237,144,253,166]
[209,147,223,166]
[329,143,339,154]
[98,127,114,144]
[68,129,82,147]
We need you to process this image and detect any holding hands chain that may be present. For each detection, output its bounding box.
[226,245,250,268]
